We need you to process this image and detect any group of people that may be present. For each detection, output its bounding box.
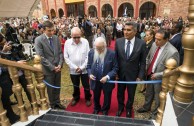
[34,19,180,120]
[0,14,184,124]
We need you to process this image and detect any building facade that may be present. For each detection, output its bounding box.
[33,0,189,20]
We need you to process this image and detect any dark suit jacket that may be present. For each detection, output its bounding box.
[146,39,154,57]
[35,34,64,75]
[115,37,146,81]
[169,33,184,65]
[87,49,118,90]
[137,23,145,33]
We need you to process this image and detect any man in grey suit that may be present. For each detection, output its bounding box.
[35,21,65,109]
[115,22,146,118]
[137,29,180,119]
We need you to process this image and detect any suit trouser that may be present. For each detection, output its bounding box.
[117,79,137,111]
[70,74,91,101]
[44,72,61,106]
[93,81,113,111]
[143,75,162,114]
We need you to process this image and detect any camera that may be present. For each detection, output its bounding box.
[8,41,23,53]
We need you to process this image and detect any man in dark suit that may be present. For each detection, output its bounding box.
[115,22,146,118]
[137,29,179,119]
[87,37,118,115]
[136,20,145,39]
[35,21,65,109]
[169,21,184,65]
[82,14,93,48]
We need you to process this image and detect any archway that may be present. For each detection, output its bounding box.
[139,2,156,19]
[118,3,134,17]
[50,9,56,19]
[88,5,97,17]
[58,8,64,18]
[101,4,113,18]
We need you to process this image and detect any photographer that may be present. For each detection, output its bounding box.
[5,23,20,44]
[82,14,93,48]
[0,34,20,124]
[0,33,32,113]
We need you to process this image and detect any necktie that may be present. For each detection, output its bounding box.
[147,47,160,75]
[48,37,54,49]
[125,41,131,59]
[96,57,103,81]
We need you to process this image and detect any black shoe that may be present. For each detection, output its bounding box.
[54,103,66,110]
[137,107,150,113]
[92,110,100,114]
[102,111,108,116]
[71,99,79,106]
[51,103,66,110]
[126,110,132,118]
[116,108,124,117]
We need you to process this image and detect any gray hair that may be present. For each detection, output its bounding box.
[125,22,138,31]
[93,37,107,47]
[71,27,81,35]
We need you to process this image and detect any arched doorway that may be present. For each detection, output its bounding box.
[88,5,97,17]
[139,2,156,19]
[118,3,134,17]
[58,8,64,18]
[101,4,113,18]
[50,9,56,19]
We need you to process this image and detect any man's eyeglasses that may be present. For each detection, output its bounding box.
[73,36,81,39]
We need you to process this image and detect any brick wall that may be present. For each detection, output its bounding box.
[33,0,189,20]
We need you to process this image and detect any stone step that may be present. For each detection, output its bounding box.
[34,119,89,126]
[47,110,154,125]
[41,113,154,126]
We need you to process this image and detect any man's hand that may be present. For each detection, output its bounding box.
[75,67,82,74]
[151,74,156,80]
[2,43,12,52]
[115,74,119,80]
[100,76,108,84]
[89,74,96,80]
[136,78,142,81]
[17,60,27,64]
[54,65,61,72]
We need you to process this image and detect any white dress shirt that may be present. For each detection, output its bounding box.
[152,42,168,73]
[64,38,90,75]
[116,23,123,31]
[125,37,135,56]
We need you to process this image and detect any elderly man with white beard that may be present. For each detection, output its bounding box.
[87,37,118,115]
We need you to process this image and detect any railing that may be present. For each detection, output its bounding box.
[0,55,49,126]
[155,58,180,125]
[156,0,194,124]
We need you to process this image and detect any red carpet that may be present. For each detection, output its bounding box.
[66,40,134,118]
[66,85,134,117]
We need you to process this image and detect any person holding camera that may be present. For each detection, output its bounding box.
[82,14,93,48]
[0,33,32,104]
[0,34,21,124]
[5,23,20,44]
